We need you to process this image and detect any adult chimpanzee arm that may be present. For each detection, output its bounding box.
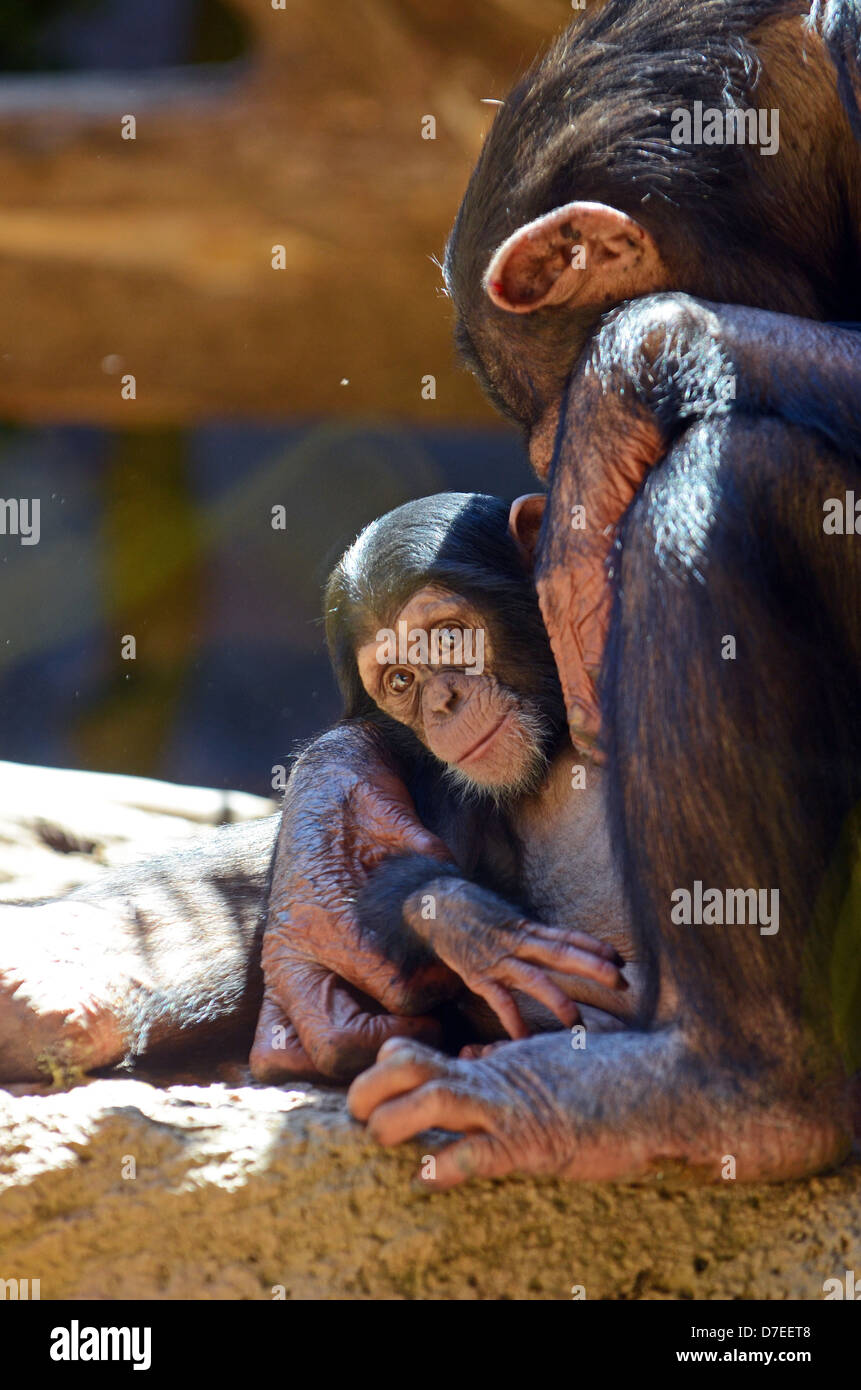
[536,294,861,744]
[0,815,279,1082]
[250,722,459,1083]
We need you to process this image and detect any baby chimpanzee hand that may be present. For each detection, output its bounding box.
[402,877,624,1040]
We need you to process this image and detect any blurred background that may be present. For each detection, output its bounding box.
[0,0,562,795]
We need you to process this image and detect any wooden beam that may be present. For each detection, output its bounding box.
[0,0,559,426]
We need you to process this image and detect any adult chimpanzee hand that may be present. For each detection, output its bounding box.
[532,293,861,750]
[349,1035,575,1187]
[250,723,460,1084]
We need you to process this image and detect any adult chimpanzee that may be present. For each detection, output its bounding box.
[252,0,861,1183]
[347,404,861,1184]
[0,495,629,1083]
[449,0,861,739]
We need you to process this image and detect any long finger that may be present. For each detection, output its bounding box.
[382,813,453,863]
[498,961,579,1028]
[249,990,328,1083]
[264,924,442,1027]
[366,1081,495,1146]
[581,594,612,676]
[514,934,624,987]
[364,794,454,865]
[528,924,623,964]
[348,1039,450,1119]
[285,963,443,1080]
[470,979,529,1040]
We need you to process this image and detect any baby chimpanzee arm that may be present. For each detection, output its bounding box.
[355,854,624,1041]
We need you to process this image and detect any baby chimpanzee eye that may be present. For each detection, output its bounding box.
[386,669,414,695]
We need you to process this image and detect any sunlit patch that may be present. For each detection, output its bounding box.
[649,421,723,584]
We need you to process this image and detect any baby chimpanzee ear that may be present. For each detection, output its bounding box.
[508,493,546,570]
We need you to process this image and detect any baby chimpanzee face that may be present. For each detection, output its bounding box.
[356,584,556,803]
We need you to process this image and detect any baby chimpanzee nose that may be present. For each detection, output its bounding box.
[426,671,463,715]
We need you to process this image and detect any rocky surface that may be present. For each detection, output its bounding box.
[2,1075,861,1301]
[0,761,859,1300]
[0,759,275,902]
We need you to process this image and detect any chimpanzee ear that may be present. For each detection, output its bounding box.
[484,201,666,314]
[508,493,546,569]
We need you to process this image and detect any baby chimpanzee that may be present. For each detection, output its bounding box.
[326,491,640,1047]
[0,493,634,1084]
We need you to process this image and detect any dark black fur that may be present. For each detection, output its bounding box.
[354,854,464,975]
[813,0,861,138]
[602,413,861,1086]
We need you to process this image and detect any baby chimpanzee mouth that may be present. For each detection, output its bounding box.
[457,713,512,765]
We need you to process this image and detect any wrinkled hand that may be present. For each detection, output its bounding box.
[250,725,459,1084]
[405,877,624,1040]
[348,1034,579,1188]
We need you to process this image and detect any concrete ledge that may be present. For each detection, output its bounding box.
[1,1076,860,1300]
